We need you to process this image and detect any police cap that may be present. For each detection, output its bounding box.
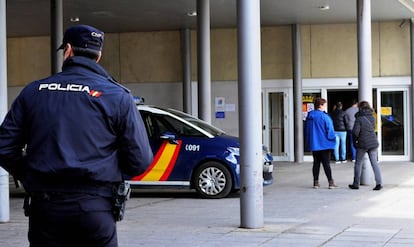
[58,25,104,52]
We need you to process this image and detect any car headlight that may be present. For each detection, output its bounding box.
[225,147,240,164]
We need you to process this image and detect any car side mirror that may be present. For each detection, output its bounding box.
[160,132,179,144]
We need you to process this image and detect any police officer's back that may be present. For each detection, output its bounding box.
[0,25,153,247]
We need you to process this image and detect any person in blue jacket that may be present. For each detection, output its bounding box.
[0,25,153,247]
[305,97,337,189]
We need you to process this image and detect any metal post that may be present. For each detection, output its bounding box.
[357,0,374,185]
[292,24,304,163]
[51,0,63,74]
[0,0,10,223]
[181,28,192,114]
[197,0,211,123]
[237,0,263,228]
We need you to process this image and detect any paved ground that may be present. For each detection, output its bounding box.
[1,161,414,246]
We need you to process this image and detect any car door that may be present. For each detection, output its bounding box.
[135,110,206,182]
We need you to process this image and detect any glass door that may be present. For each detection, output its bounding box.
[302,92,322,160]
[262,89,293,161]
[376,89,409,161]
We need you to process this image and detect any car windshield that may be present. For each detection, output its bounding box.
[159,107,226,136]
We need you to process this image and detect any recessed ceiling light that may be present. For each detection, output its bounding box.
[318,5,330,10]
[187,11,197,17]
[70,17,80,22]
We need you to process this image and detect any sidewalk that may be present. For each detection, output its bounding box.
[2,161,414,246]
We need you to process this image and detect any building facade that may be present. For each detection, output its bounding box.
[6,22,412,161]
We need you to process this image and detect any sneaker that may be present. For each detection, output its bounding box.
[352,160,356,162]
[328,180,337,189]
[348,184,359,190]
[373,184,383,190]
[335,161,341,164]
[341,160,347,164]
[313,181,320,189]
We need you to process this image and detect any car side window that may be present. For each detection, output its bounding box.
[139,111,155,138]
[152,116,170,136]
[160,115,204,137]
[139,110,204,137]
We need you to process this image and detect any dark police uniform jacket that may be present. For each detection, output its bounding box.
[0,56,153,197]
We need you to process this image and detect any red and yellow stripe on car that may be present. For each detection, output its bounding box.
[131,140,182,181]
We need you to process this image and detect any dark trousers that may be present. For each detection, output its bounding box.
[353,148,382,186]
[312,149,333,181]
[28,193,117,247]
[347,130,356,160]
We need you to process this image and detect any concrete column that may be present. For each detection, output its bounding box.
[181,28,192,114]
[292,24,304,163]
[51,0,63,74]
[237,0,263,229]
[357,0,373,103]
[0,0,10,223]
[197,0,211,123]
[410,19,414,162]
[357,0,374,185]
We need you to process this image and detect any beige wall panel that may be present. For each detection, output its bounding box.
[261,26,292,79]
[301,25,311,78]
[371,22,380,77]
[100,33,121,81]
[379,21,410,76]
[119,31,181,82]
[310,24,357,77]
[5,21,410,87]
[191,30,238,81]
[211,29,238,81]
[7,36,50,86]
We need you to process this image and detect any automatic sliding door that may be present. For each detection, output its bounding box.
[302,93,321,156]
[269,92,285,157]
[263,89,293,161]
[380,91,406,156]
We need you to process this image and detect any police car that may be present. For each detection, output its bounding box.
[127,98,274,199]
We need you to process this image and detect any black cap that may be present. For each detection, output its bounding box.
[58,25,104,52]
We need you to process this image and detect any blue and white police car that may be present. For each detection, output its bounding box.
[128,98,274,199]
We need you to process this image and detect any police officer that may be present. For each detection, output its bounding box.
[0,25,153,246]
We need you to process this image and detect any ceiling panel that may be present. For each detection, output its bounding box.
[5,0,414,37]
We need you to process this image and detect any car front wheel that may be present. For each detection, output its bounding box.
[193,161,232,199]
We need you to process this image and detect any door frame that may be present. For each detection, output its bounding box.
[375,87,410,161]
[262,88,294,161]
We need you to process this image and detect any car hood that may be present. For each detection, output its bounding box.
[213,134,239,147]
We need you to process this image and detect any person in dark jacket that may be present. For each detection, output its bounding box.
[0,25,153,246]
[348,101,383,191]
[330,101,347,163]
[344,100,359,162]
[305,97,337,189]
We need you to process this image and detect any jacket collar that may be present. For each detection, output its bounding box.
[62,56,110,78]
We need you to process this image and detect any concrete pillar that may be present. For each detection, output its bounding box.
[181,28,192,114]
[357,0,374,185]
[292,24,304,163]
[50,0,63,74]
[237,0,263,229]
[197,0,211,123]
[410,19,414,162]
[0,0,10,223]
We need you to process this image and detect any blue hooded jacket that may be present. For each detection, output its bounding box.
[305,109,336,151]
[0,56,153,196]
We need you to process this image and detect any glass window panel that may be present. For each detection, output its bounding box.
[381,91,404,155]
